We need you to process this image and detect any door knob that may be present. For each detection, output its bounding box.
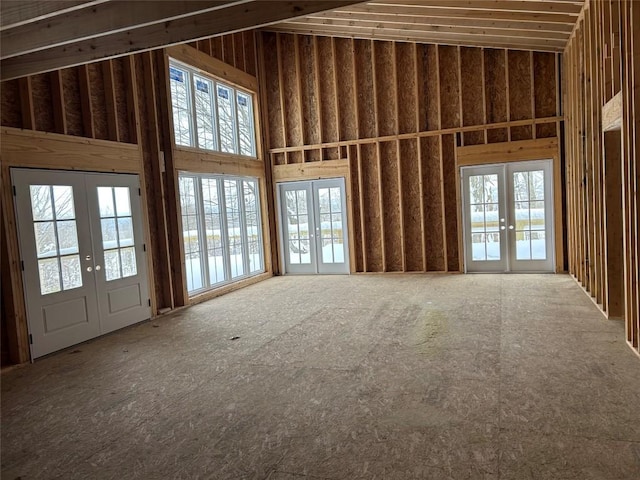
[87,266,93,272]
[508,225,515,230]
[95,265,101,271]
[500,226,506,231]
[85,255,92,261]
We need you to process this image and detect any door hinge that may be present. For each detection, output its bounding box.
[29,334,33,345]
[148,299,151,307]
[138,188,141,196]
[20,260,24,271]
[143,243,146,252]
[12,185,16,196]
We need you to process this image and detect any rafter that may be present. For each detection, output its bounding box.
[0,0,362,81]
[1,1,253,60]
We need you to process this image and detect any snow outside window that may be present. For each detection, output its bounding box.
[169,60,257,158]
[179,173,264,294]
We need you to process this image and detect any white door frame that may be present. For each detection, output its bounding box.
[461,159,555,273]
[277,178,350,275]
[11,168,151,358]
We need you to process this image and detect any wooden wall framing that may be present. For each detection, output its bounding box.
[260,32,562,274]
[564,0,640,356]
[0,33,265,365]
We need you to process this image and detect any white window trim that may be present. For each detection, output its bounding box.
[179,171,264,295]
[169,59,257,159]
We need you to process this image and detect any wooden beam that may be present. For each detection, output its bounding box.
[286,17,572,41]
[1,1,249,60]
[304,10,576,33]
[0,0,107,30]
[456,137,559,166]
[1,127,141,171]
[321,5,580,24]
[267,24,567,52]
[1,1,363,81]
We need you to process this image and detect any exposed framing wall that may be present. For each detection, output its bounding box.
[563,0,640,356]
[0,33,264,365]
[260,32,562,274]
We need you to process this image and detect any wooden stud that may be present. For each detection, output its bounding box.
[101,59,120,142]
[18,76,35,130]
[275,34,288,164]
[49,70,67,134]
[77,64,95,138]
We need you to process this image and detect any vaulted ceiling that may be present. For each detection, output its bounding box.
[0,0,584,81]
[267,0,585,52]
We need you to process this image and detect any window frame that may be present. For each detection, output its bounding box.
[178,171,265,296]
[168,58,257,159]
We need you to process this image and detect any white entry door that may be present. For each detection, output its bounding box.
[461,160,555,273]
[278,178,349,274]
[12,168,151,358]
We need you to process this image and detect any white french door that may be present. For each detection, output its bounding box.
[12,169,151,359]
[461,160,555,273]
[278,178,350,274]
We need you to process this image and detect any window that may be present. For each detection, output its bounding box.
[179,173,264,294]
[29,185,82,295]
[97,186,137,281]
[169,61,256,158]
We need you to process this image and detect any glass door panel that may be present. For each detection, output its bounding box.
[280,183,315,274]
[462,167,508,272]
[508,161,555,272]
[313,179,349,274]
[86,173,151,334]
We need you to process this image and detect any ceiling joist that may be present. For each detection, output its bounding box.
[269,0,583,52]
[0,0,362,81]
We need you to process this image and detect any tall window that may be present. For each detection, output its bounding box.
[179,173,264,294]
[169,61,256,158]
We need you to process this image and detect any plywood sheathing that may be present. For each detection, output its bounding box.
[534,52,558,138]
[484,49,508,143]
[461,47,485,146]
[1,79,21,128]
[31,74,54,133]
[508,50,533,141]
[317,37,340,159]
[263,33,560,273]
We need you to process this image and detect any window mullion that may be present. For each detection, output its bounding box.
[189,73,199,149]
[233,92,241,155]
[195,177,209,288]
[212,81,222,154]
[238,180,250,276]
[218,177,232,282]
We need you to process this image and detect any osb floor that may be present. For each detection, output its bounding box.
[2,274,640,480]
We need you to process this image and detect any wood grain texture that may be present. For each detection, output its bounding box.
[421,136,446,271]
[399,138,423,271]
[438,46,460,130]
[380,141,402,271]
[360,142,383,271]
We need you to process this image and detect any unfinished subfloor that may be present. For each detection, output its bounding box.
[2,274,639,479]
